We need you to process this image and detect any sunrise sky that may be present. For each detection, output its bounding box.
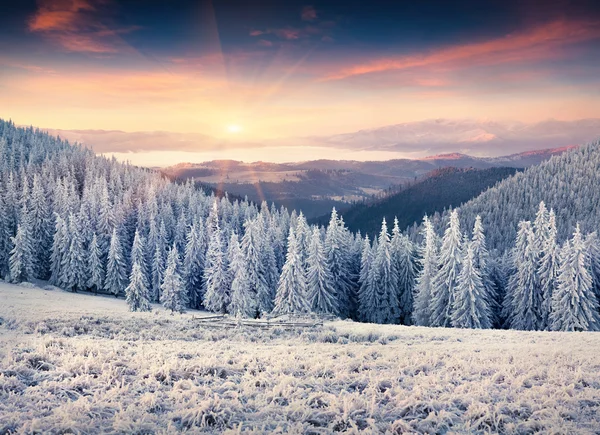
[1,0,599,163]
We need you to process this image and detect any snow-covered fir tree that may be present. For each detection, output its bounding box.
[105,228,127,297]
[537,209,559,330]
[451,243,492,329]
[183,223,205,309]
[203,219,230,313]
[307,227,337,315]
[87,233,104,293]
[161,245,187,313]
[550,225,600,331]
[430,209,463,327]
[470,215,497,324]
[324,208,354,318]
[504,221,542,330]
[9,222,34,283]
[126,262,152,312]
[228,233,255,318]
[273,227,309,315]
[358,234,376,322]
[391,218,415,325]
[65,212,87,291]
[413,216,438,326]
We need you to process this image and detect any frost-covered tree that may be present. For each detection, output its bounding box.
[367,218,399,324]
[537,209,559,330]
[586,231,600,302]
[413,216,438,326]
[183,223,205,309]
[307,227,337,315]
[126,262,152,312]
[430,209,462,327]
[324,208,353,318]
[273,227,309,315]
[203,220,230,313]
[504,221,542,330]
[50,214,69,287]
[451,243,492,329]
[161,245,187,313]
[130,230,149,283]
[550,226,600,331]
[358,235,376,322]
[30,174,52,279]
[228,233,255,318]
[87,233,104,293]
[470,215,497,324]
[65,212,87,291]
[242,218,275,315]
[9,222,34,283]
[391,218,415,325]
[105,228,127,297]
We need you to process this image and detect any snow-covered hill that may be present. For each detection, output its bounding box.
[1,282,599,433]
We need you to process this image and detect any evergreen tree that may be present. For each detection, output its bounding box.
[30,174,52,279]
[324,208,353,318]
[358,235,376,322]
[228,233,255,318]
[273,227,309,315]
[105,228,127,297]
[369,218,399,324]
[307,227,337,315]
[470,216,498,324]
[391,218,416,325]
[65,212,87,291]
[126,263,152,312]
[413,216,438,326]
[550,226,600,331]
[9,222,34,283]
[161,245,187,313]
[430,209,463,327]
[537,209,559,330]
[242,218,275,316]
[87,233,104,293]
[451,243,492,329]
[183,224,205,309]
[203,220,230,313]
[504,221,542,330]
[50,214,69,287]
[585,231,600,302]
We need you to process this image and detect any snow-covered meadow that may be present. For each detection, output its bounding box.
[2,283,600,434]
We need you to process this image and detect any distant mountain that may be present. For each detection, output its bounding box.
[162,146,574,218]
[310,167,521,236]
[300,118,599,156]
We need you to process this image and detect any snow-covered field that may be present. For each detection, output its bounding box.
[1,283,600,434]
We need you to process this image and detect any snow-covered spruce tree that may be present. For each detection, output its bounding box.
[358,235,376,322]
[273,227,309,315]
[537,209,559,330]
[242,217,275,315]
[391,218,416,325]
[470,215,498,324]
[368,218,399,324]
[296,212,311,274]
[161,245,188,313]
[105,228,127,297]
[126,262,152,312]
[30,173,52,279]
[307,227,337,315]
[65,212,87,291]
[183,223,205,309]
[130,229,149,283]
[324,208,354,318]
[203,220,230,313]
[533,201,550,257]
[9,222,34,283]
[413,216,439,326]
[451,243,492,329]
[430,209,463,327]
[228,233,255,318]
[504,221,543,330]
[50,214,69,287]
[585,231,600,303]
[87,233,104,293]
[550,225,600,331]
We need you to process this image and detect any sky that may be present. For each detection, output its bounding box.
[1,0,600,164]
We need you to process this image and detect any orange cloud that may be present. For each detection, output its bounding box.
[322,20,600,80]
[27,0,139,54]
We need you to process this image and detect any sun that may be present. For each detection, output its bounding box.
[227,124,242,133]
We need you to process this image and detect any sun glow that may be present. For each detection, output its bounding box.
[227,124,242,133]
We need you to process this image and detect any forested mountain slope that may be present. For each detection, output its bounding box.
[312,167,519,236]
[441,139,600,252]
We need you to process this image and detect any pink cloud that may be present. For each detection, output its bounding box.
[301,6,317,22]
[321,20,600,81]
[258,39,273,47]
[249,29,264,36]
[272,28,301,40]
[27,0,140,54]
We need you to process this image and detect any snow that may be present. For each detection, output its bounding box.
[2,282,600,433]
